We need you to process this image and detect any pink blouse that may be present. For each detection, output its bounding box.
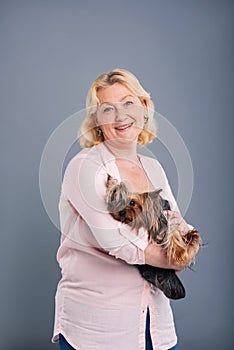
[52,142,179,350]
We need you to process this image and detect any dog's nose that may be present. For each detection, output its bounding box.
[119,210,126,218]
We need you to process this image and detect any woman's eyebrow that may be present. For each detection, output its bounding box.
[120,94,135,101]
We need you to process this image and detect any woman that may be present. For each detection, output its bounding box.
[52,68,190,350]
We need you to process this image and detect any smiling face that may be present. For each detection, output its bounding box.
[96,83,146,143]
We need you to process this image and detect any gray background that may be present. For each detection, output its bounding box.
[1,0,233,349]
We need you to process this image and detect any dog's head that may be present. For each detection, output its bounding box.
[106,175,167,237]
[106,174,143,226]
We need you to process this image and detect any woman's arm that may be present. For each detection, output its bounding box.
[61,153,149,265]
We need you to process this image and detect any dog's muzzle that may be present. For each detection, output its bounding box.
[119,210,126,218]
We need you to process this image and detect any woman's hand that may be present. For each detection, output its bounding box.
[144,242,187,271]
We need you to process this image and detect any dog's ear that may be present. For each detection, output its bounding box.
[106,175,129,212]
[106,174,118,188]
[148,189,162,199]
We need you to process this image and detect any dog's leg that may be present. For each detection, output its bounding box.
[136,264,185,300]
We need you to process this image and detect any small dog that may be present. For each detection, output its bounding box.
[106,175,201,300]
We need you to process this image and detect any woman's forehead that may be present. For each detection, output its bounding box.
[96,83,136,104]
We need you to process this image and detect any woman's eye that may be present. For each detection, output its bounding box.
[124,100,133,107]
[103,106,114,113]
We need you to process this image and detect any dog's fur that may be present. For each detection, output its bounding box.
[106,174,201,299]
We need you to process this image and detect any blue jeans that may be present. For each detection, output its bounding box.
[59,334,74,350]
[59,311,178,350]
[145,308,177,350]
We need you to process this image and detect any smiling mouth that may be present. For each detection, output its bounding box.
[115,123,133,131]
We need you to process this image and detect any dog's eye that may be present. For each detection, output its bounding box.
[129,200,135,206]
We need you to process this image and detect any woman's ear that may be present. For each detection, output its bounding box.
[141,98,147,108]
[141,99,148,115]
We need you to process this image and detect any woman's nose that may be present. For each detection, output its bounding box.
[114,103,126,121]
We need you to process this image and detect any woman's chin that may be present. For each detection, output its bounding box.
[105,134,139,144]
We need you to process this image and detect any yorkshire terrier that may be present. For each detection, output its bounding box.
[106,175,201,300]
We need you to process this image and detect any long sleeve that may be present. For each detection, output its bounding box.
[60,150,148,265]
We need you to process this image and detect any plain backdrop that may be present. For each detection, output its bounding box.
[1,1,233,349]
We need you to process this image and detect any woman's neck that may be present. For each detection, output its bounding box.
[103,139,139,163]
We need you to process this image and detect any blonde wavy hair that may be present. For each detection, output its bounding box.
[79,68,157,148]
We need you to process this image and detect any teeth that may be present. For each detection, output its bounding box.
[115,123,132,130]
[117,126,128,130]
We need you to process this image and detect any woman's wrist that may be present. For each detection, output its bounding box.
[144,243,170,268]
[144,242,187,270]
